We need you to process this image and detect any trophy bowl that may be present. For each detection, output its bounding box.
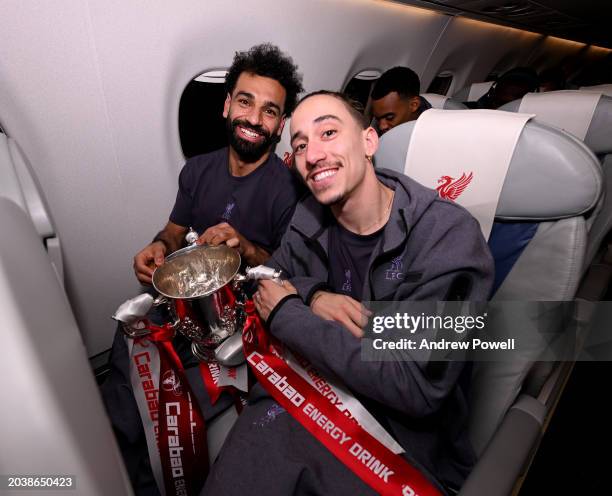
[152,244,243,357]
[152,244,241,300]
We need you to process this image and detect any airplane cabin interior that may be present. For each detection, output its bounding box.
[1,1,611,494]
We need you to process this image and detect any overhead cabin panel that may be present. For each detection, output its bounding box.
[420,16,542,94]
[397,0,612,48]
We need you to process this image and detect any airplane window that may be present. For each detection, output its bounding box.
[178,70,229,159]
[344,70,381,110]
[427,72,454,95]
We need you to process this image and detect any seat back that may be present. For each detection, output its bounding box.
[0,132,64,283]
[376,118,600,222]
[580,83,612,97]
[499,91,612,267]
[375,117,601,455]
[0,197,131,494]
[421,93,467,110]
[453,81,494,103]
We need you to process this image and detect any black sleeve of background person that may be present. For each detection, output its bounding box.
[418,96,432,114]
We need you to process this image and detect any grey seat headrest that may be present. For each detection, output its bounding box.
[421,93,467,110]
[580,84,612,97]
[375,118,602,221]
[452,81,494,103]
[499,94,612,155]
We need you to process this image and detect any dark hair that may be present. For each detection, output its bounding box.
[225,43,303,116]
[371,66,420,100]
[296,90,369,129]
[497,67,539,92]
[539,67,566,90]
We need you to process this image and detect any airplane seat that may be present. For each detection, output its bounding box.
[0,197,131,494]
[499,92,612,284]
[452,81,495,104]
[375,116,602,495]
[421,93,468,110]
[580,83,612,97]
[0,132,64,284]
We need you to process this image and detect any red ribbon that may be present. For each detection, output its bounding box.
[137,321,209,496]
[197,285,245,410]
[241,301,442,496]
[199,361,224,405]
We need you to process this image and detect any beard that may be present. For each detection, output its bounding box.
[226,118,278,163]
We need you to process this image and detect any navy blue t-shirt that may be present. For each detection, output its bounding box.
[327,220,384,301]
[170,147,303,253]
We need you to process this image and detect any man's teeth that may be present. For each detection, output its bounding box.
[313,169,337,182]
[241,127,259,138]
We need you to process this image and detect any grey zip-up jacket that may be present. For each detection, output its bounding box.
[266,168,494,491]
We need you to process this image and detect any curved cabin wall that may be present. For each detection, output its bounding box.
[420,18,543,95]
[0,0,610,355]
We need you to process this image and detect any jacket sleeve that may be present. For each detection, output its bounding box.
[267,229,329,305]
[269,298,462,418]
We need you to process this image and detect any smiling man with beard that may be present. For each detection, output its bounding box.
[133,43,304,282]
[104,44,303,496]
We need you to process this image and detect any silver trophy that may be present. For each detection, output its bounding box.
[149,228,280,365]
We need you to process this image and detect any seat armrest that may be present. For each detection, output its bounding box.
[459,395,545,496]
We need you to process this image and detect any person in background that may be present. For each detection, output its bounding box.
[472,67,539,109]
[370,66,431,135]
[539,67,566,92]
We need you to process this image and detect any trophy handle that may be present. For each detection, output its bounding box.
[245,265,283,284]
[214,331,246,367]
[185,227,199,246]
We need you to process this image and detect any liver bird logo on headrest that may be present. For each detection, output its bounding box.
[282,151,294,167]
[435,171,474,201]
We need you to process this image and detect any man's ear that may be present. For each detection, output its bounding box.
[363,125,379,158]
[409,95,421,114]
[222,93,231,118]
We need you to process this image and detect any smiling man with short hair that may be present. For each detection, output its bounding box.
[204,91,494,495]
